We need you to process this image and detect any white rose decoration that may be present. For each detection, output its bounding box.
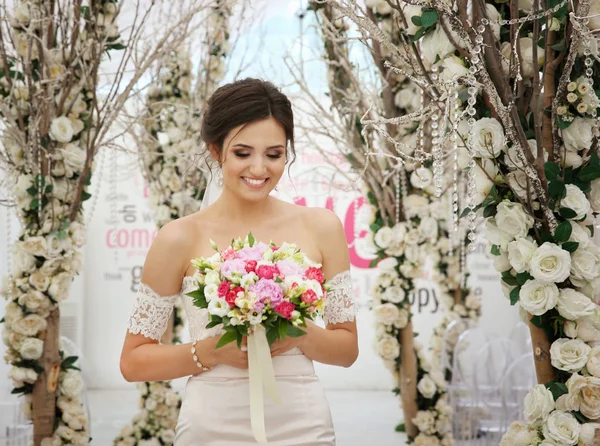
[417,375,438,399]
[410,167,433,189]
[492,249,511,273]
[12,314,48,337]
[48,272,73,303]
[421,24,456,65]
[378,257,398,273]
[403,194,429,219]
[374,303,401,326]
[49,116,75,143]
[376,335,400,360]
[507,238,537,273]
[550,338,591,372]
[562,117,594,152]
[561,184,590,220]
[496,201,534,239]
[524,384,555,424]
[519,38,545,78]
[576,312,600,342]
[471,117,506,158]
[500,421,541,446]
[580,377,600,420]
[543,410,580,445]
[374,226,394,249]
[485,220,514,250]
[412,410,436,435]
[530,242,571,283]
[383,285,406,304]
[60,370,84,397]
[579,423,600,445]
[557,288,596,321]
[571,249,600,283]
[11,242,37,275]
[418,217,438,241]
[19,337,44,360]
[519,280,559,316]
[570,223,591,249]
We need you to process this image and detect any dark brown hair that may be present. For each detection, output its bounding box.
[200,78,295,164]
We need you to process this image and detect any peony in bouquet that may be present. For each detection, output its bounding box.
[187,232,329,348]
[186,233,330,443]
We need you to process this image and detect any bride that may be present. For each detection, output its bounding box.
[120,78,358,445]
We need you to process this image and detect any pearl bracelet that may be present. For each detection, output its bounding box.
[191,340,211,372]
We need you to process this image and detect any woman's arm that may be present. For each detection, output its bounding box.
[271,209,359,367]
[119,219,247,382]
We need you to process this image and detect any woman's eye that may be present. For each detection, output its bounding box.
[234,152,250,158]
[267,154,283,159]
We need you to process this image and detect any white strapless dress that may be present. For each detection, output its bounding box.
[127,271,356,445]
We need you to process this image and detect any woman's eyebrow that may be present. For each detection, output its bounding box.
[232,143,285,150]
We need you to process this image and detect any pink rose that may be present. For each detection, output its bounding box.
[305,267,324,283]
[274,301,295,319]
[226,286,244,308]
[217,282,230,298]
[237,242,269,261]
[250,278,283,306]
[301,289,318,304]
[256,264,280,280]
[254,301,265,312]
[222,247,236,261]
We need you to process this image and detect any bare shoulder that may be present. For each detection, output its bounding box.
[140,216,198,295]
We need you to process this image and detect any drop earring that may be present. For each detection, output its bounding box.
[216,165,223,187]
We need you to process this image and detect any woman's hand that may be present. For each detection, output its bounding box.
[270,324,312,358]
[196,336,248,370]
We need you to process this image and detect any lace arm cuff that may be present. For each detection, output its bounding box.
[126,283,179,341]
[323,270,357,325]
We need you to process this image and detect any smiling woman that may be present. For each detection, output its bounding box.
[119,78,359,445]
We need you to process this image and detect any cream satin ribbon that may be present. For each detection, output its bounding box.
[248,325,281,443]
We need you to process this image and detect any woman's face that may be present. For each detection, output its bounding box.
[216,116,287,200]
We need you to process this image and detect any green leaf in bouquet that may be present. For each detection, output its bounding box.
[187,286,207,309]
[216,331,237,349]
[420,9,439,28]
[278,319,289,340]
[540,231,555,244]
[483,204,497,218]
[502,273,518,287]
[395,423,406,432]
[559,207,577,219]
[61,356,80,371]
[369,223,381,233]
[554,220,572,243]
[205,317,222,329]
[509,286,521,305]
[544,162,561,181]
[236,331,244,349]
[572,180,591,193]
[516,272,534,286]
[562,242,579,253]
[588,225,595,237]
[369,257,380,268]
[248,232,256,247]
[551,39,565,51]
[411,15,422,27]
[578,161,600,182]
[556,116,572,130]
[530,315,545,328]
[548,181,566,200]
[266,327,279,346]
[286,324,306,338]
[490,245,501,256]
[238,325,249,337]
[573,411,590,424]
[209,239,219,251]
[411,26,428,42]
[564,167,574,184]
[545,381,568,401]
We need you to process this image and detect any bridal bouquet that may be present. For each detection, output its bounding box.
[187,232,329,347]
[187,233,329,443]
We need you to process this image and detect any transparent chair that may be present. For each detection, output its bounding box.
[508,321,533,357]
[500,352,537,432]
[440,318,471,381]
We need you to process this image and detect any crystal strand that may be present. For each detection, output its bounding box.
[85,145,106,226]
[110,147,119,264]
[460,230,468,288]
[450,85,460,256]
[583,39,599,133]
[399,165,408,220]
[415,90,426,166]
[394,170,401,224]
[6,204,12,299]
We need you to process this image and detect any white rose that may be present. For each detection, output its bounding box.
[471,117,506,158]
[412,410,436,435]
[576,311,600,342]
[492,249,511,272]
[18,289,50,312]
[9,366,38,385]
[161,429,176,444]
[524,384,555,424]
[378,257,398,273]
[507,169,532,201]
[410,167,433,189]
[401,4,423,35]
[496,201,534,239]
[570,223,591,249]
[48,272,73,303]
[12,314,48,337]
[550,338,591,372]
[507,238,537,273]
[12,243,37,275]
[19,337,44,360]
[374,226,394,249]
[519,280,559,316]
[590,179,600,212]
[580,377,600,422]
[562,117,594,152]
[203,283,219,302]
[571,249,600,285]
[417,375,438,399]
[418,217,438,242]
[562,184,590,220]
[204,270,220,285]
[530,242,571,283]
[21,236,48,256]
[579,423,600,445]
[563,150,583,169]
[500,421,541,446]
[403,194,429,219]
[519,37,545,78]
[421,24,456,65]
[588,347,600,378]
[49,116,74,143]
[69,222,86,248]
[542,410,580,445]
[440,55,470,83]
[485,220,514,250]
[557,288,596,321]
[473,163,496,205]
[376,335,400,360]
[383,285,406,304]
[28,270,51,292]
[374,303,401,326]
[394,87,421,112]
[60,370,84,397]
